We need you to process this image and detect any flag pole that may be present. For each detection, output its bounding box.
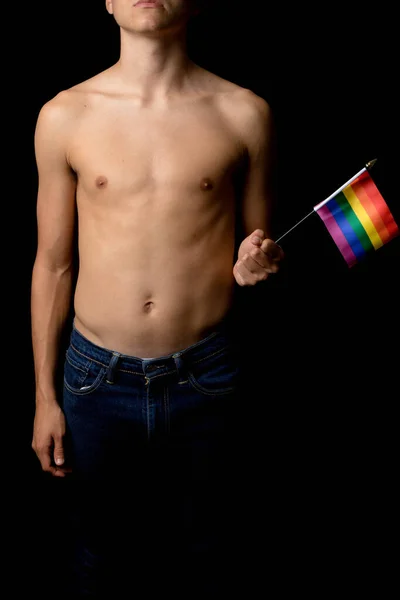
[275,158,377,244]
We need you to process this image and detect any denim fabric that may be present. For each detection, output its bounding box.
[62,320,243,597]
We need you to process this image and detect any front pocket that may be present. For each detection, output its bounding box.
[186,347,240,396]
[63,352,107,396]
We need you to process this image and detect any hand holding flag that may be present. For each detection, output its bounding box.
[233,229,284,286]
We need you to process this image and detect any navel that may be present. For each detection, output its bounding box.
[200,177,213,191]
[95,175,108,188]
[143,301,155,314]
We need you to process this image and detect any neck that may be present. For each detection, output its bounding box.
[114,29,193,101]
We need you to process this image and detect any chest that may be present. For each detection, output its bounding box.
[69,105,245,195]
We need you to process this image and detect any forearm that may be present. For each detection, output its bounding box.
[31,261,74,405]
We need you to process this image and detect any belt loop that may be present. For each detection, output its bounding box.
[172,352,185,378]
[106,352,121,384]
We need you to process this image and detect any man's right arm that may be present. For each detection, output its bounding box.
[31,94,77,476]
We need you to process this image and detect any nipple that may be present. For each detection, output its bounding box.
[200,178,213,191]
[95,175,108,188]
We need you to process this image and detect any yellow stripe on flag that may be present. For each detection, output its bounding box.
[343,185,383,249]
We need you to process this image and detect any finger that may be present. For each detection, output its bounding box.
[261,239,284,261]
[250,230,265,246]
[52,467,68,478]
[45,460,71,477]
[53,465,72,477]
[252,228,265,238]
[248,246,275,272]
[38,450,60,476]
[237,254,269,283]
[233,260,250,286]
[234,266,246,286]
[53,440,65,467]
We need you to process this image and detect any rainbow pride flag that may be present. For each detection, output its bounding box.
[313,168,399,267]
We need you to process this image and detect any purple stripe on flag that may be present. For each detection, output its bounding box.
[317,204,357,267]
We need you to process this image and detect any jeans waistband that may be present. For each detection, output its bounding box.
[69,319,236,383]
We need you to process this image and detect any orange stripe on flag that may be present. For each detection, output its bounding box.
[354,172,399,241]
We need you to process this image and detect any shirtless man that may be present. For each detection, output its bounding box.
[31,0,283,595]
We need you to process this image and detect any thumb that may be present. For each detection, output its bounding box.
[53,441,65,466]
[262,238,284,259]
[250,229,265,245]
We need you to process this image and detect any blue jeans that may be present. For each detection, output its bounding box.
[62,319,243,597]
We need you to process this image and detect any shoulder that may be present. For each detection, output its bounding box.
[35,90,85,145]
[222,84,271,121]
[220,86,274,144]
[198,68,274,145]
[35,69,111,137]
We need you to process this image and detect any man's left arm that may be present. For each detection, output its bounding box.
[233,92,284,287]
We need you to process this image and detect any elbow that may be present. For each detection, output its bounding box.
[32,251,75,278]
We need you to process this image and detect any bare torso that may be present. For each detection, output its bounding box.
[62,67,256,357]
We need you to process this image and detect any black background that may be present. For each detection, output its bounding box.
[10,0,398,595]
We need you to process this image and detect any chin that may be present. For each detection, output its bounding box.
[133,18,187,35]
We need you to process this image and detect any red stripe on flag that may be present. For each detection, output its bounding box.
[355,172,399,241]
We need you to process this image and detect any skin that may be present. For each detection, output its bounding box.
[31,0,284,477]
